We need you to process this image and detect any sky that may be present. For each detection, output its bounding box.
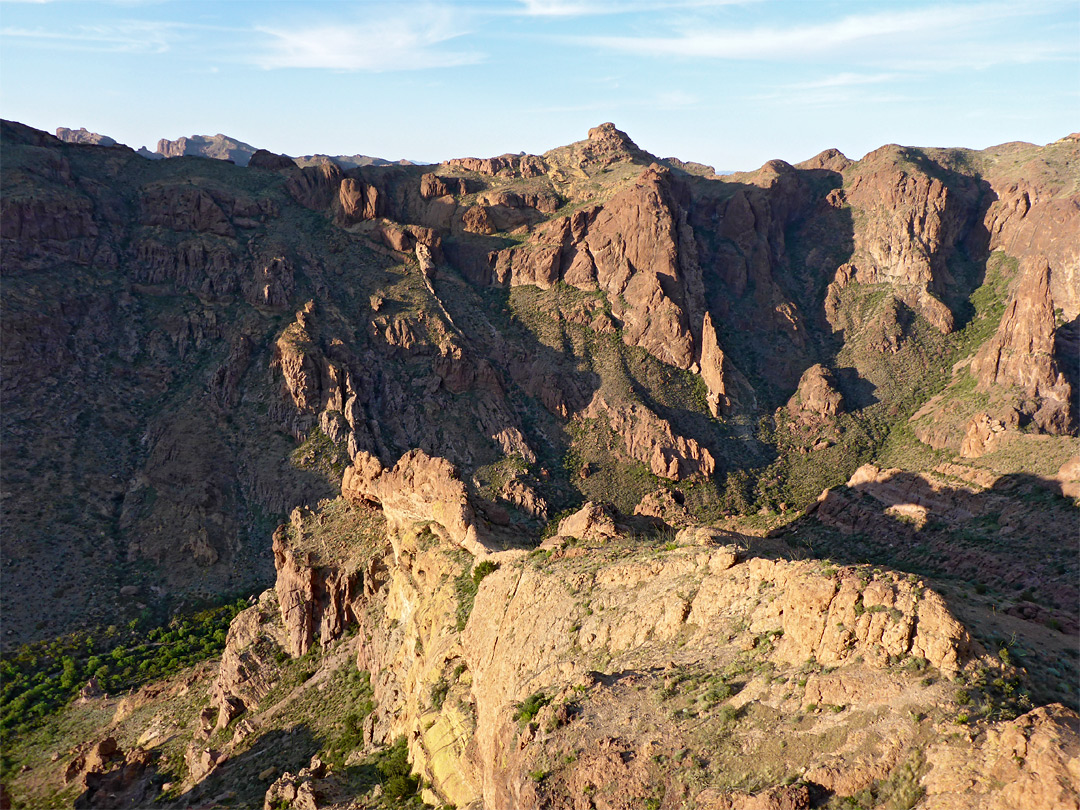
[0,0,1077,171]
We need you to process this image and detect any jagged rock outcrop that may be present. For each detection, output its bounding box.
[699,311,752,417]
[248,149,296,170]
[55,127,117,147]
[586,394,715,481]
[554,501,618,542]
[341,449,489,556]
[838,145,983,332]
[210,591,285,727]
[959,412,1010,458]
[65,738,156,810]
[634,488,692,526]
[922,704,1080,810]
[446,153,547,178]
[156,133,258,165]
[263,756,328,810]
[788,363,844,419]
[492,163,705,371]
[971,256,1075,433]
[273,520,364,657]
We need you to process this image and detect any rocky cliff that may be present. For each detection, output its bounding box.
[2,117,1078,809]
[3,117,1078,649]
[185,452,1076,810]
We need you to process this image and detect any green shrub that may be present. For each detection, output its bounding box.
[513,692,551,726]
[378,737,419,800]
[454,558,498,631]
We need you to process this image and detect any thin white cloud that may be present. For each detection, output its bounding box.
[578,2,1067,65]
[783,72,900,91]
[255,10,481,71]
[1,20,183,53]
[517,0,760,16]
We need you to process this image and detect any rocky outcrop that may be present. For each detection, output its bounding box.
[210,591,286,727]
[959,412,1010,458]
[922,704,1080,810]
[700,312,751,417]
[248,149,296,170]
[420,172,467,199]
[489,164,704,367]
[139,183,235,237]
[336,177,381,225]
[446,153,547,179]
[634,488,692,526]
[788,363,844,419]
[971,256,1075,433]
[341,449,490,556]
[55,127,117,147]
[155,133,258,165]
[586,393,715,481]
[273,521,364,657]
[263,756,328,810]
[65,738,156,810]
[554,501,618,542]
[839,146,983,332]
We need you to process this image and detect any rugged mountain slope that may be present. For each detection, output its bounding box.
[1,120,1077,808]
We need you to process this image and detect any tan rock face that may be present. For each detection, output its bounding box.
[841,146,984,332]
[210,592,285,726]
[700,311,751,416]
[556,501,618,541]
[341,449,489,556]
[585,393,716,481]
[922,704,1080,810]
[634,488,692,526]
[959,412,1009,458]
[491,164,705,371]
[273,522,363,657]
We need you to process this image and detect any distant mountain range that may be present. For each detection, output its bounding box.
[54,126,419,168]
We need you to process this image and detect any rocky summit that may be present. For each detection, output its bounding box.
[1,120,1077,809]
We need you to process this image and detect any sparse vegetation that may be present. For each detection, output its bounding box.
[454,556,499,631]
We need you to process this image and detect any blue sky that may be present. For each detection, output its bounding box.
[1,0,1076,170]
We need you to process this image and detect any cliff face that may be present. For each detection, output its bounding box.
[2,117,1077,655]
[196,455,1076,810]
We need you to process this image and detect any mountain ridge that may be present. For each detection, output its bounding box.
[2,118,1077,810]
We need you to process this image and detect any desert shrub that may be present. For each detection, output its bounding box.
[1,596,247,767]
[514,692,551,726]
[454,558,498,631]
[378,737,419,800]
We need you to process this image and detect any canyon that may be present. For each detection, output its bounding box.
[1,120,1077,808]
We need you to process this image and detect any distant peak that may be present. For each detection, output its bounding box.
[587,122,638,150]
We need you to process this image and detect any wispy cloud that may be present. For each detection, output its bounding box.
[1,20,185,53]
[783,72,900,91]
[577,2,1068,67]
[255,9,481,71]
[516,0,759,17]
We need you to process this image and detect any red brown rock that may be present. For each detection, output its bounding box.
[586,394,715,481]
[788,364,844,418]
[248,149,296,170]
[922,704,1080,810]
[971,256,1075,433]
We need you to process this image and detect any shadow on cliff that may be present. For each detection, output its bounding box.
[781,469,1079,709]
[1054,314,1080,428]
[792,470,1077,610]
[167,726,320,809]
